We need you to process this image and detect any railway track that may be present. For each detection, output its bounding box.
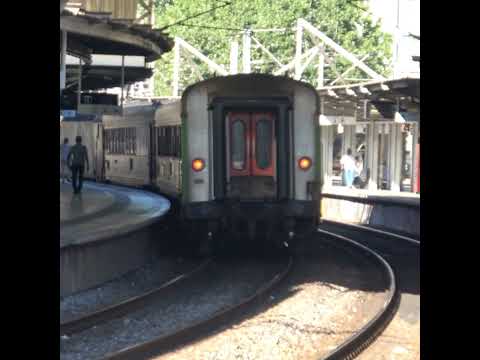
[101,256,293,360]
[102,233,397,360]
[314,229,400,360]
[60,258,213,335]
[315,220,419,359]
[61,225,405,360]
[319,219,420,247]
[60,257,292,360]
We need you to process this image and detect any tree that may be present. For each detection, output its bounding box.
[153,0,392,95]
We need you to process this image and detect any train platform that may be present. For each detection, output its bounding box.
[320,187,420,237]
[60,181,170,247]
[60,181,171,297]
[321,186,420,207]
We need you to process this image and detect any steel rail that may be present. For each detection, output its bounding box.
[320,219,420,246]
[316,228,400,360]
[102,256,293,360]
[60,257,213,335]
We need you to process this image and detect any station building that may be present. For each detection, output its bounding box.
[318,77,420,194]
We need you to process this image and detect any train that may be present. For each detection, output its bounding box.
[60,74,322,252]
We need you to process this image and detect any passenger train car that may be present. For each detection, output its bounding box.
[60,74,321,251]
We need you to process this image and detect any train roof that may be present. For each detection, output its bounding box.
[181,73,320,104]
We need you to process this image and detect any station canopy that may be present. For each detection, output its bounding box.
[61,5,173,91]
[317,77,420,122]
[61,9,173,63]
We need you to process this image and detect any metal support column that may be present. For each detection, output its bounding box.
[242,29,251,73]
[317,45,324,88]
[366,121,379,190]
[77,58,82,110]
[120,55,125,110]
[60,30,67,90]
[322,125,334,190]
[230,40,239,74]
[411,123,419,192]
[294,20,303,80]
[389,124,403,192]
[172,40,180,96]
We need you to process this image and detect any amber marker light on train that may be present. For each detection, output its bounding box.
[192,158,206,172]
[298,157,312,170]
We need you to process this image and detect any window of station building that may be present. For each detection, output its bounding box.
[255,119,272,169]
[332,126,343,186]
[400,123,415,192]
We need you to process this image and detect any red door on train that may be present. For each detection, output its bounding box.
[226,112,276,199]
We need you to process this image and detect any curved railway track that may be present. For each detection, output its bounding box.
[315,229,400,360]
[101,231,398,360]
[60,258,213,335]
[101,256,293,360]
[319,219,420,246]
[61,225,407,360]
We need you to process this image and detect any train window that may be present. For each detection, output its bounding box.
[132,127,136,155]
[231,120,246,170]
[113,129,117,154]
[126,128,130,155]
[122,129,127,154]
[255,119,272,169]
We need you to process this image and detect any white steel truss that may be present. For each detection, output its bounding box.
[169,18,386,96]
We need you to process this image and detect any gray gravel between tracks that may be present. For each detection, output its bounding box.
[60,259,284,360]
[153,240,389,360]
[60,257,200,323]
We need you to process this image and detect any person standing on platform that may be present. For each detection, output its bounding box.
[340,148,356,188]
[353,156,364,188]
[67,135,89,195]
[60,138,71,183]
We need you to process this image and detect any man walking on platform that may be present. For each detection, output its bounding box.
[60,137,71,183]
[340,148,356,188]
[67,136,89,195]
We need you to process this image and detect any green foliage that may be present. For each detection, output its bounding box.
[153,0,392,96]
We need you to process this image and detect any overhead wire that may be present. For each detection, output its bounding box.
[158,1,233,31]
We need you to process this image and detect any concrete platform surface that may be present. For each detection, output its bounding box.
[60,181,171,248]
[322,186,420,207]
[320,186,420,237]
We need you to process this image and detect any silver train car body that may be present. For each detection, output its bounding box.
[102,105,155,187]
[60,74,321,247]
[153,101,182,197]
[179,74,321,243]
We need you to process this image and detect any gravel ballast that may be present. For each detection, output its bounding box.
[152,240,389,360]
[60,258,285,360]
[61,257,201,323]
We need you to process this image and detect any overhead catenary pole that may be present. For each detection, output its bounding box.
[175,37,228,75]
[230,40,239,74]
[317,44,324,88]
[330,55,369,85]
[273,45,320,76]
[251,35,284,68]
[242,29,251,73]
[298,18,385,80]
[294,20,303,80]
[149,0,155,25]
[172,40,181,96]
[149,0,155,97]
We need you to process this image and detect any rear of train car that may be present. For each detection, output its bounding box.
[179,74,321,247]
